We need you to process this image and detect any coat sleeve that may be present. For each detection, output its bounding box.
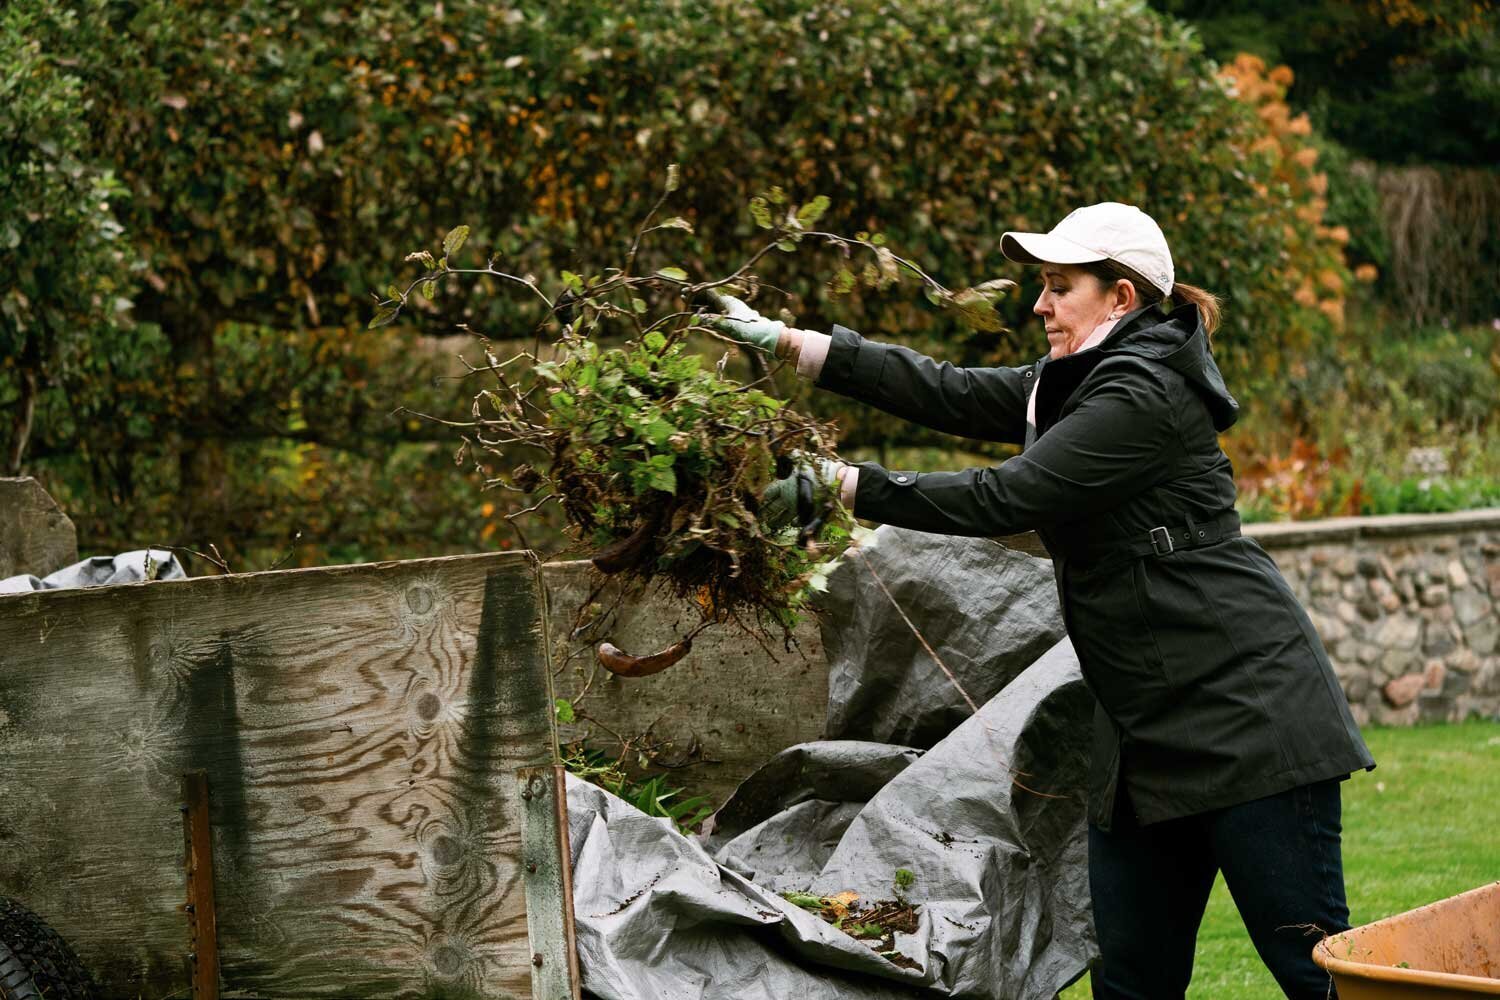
[815,324,1033,445]
[850,360,1179,536]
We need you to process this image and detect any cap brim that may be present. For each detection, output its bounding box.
[1000,231,1107,266]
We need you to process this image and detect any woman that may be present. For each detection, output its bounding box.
[708,202,1375,1000]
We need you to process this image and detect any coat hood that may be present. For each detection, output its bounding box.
[1098,301,1240,432]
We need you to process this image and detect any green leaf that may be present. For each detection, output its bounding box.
[421,279,438,299]
[749,196,773,229]
[766,186,788,205]
[550,390,575,409]
[632,297,648,313]
[831,267,856,295]
[665,162,681,193]
[644,418,675,445]
[655,266,687,281]
[576,365,598,388]
[776,239,797,252]
[443,224,470,258]
[561,270,585,294]
[796,195,830,226]
[385,284,402,301]
[554,698,575,724]
[368,305,399,329]
[647,466,677,494]
[643,330,668,352]
[781,891,825,910]
[658,217,694,232]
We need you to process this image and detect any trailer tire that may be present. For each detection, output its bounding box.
[0,896,97,1000]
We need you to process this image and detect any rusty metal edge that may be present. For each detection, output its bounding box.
[181,771,220,1000]
[550,764,580,996]
[517,765,581,1000]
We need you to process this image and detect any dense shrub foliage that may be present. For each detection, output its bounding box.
[6,0,1358,562]
[1149,0,1500,168]
[0,5,135,477]
[1155,0,1500,326]
[1230,315,1500,522]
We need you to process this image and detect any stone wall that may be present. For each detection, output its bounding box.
[1246,510,1500,726]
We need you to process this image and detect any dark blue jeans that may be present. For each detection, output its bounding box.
[1088,778,1348,1000]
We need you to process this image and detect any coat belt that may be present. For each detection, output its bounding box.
[1068,510,1242,569]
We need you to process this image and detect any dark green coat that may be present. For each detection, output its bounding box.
[819,303,1374,830]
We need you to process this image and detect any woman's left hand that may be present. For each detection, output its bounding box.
[698,290,786,354]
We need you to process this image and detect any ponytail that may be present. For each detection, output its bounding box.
[1167,281,1221,337]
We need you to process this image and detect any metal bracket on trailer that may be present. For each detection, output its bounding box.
[517,764,581,1000]
[181,770,220,1000]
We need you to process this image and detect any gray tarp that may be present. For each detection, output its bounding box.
[0,549,185,595]
[816,531,1067,748]
[566,527,1099,999]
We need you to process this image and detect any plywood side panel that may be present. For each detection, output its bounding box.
[541,561,829,809]
[0,552,563,999]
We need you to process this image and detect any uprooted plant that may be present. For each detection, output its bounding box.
[373,165,1014,672]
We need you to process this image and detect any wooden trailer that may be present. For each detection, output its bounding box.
[0,551,580,999]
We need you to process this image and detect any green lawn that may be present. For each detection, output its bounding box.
[1060,719,1500,999]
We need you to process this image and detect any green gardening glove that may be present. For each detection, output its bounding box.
[760,454,845,533]
[699,290,786,354]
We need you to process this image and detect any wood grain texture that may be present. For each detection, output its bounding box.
[0,551,563,999]
[994,531,1050,559]
[541,561,830,809]
[0,477,77,579]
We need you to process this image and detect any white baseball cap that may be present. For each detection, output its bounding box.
[1001,202,1174,296]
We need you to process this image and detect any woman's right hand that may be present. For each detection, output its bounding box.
[698,290,785,354]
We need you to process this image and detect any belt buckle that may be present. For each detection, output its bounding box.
[1149,525,1174,556]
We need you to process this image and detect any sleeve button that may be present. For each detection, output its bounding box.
[895,475,909,484]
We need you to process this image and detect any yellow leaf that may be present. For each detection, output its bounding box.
[826,890,860,919]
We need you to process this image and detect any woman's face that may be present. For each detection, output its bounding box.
[1034,264,1119,359]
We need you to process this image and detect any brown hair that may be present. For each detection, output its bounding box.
[1078,258,1221,336]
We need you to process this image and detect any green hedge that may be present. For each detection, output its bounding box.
[7,0,1351,561]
